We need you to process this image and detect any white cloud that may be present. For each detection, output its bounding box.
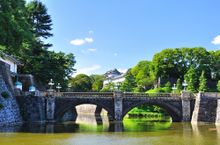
[118,68,128,73]
[85,37,94,43]
[74,65,101,76]
[70,37,94,46]
[81,48,97,54]
[211,35,220,45]
[70,39,86,46]
[88,48,97,52]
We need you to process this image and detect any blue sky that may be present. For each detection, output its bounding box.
[26,0,220,76]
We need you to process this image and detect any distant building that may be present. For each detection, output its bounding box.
[103,69,126,86]
[0,53,22,75]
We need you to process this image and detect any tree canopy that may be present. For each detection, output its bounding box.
[69,74,92,92]
[0,0,76,90]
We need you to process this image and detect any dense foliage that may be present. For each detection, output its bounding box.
[0,0,76,90]
[106,47,220,93]
[69,74,92,92]
[69,74,104,92]
[217,81,220,92]
[199,71,208,92]
[90,75,104,91]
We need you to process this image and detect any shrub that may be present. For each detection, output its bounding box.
[1,91,10,99]
[217,80,220,92]
[146,88,165,93]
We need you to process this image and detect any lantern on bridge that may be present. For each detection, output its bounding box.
[15,81,22,91]
[29,85,36,92]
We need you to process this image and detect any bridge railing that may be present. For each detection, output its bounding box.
[19,91,182,98]
[58,92,114,97]
[123,92,181,98]
[55,92,181,98]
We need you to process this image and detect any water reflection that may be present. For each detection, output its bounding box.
[0,115,173,133]
[1,117,220,145]
[191,123,220,145]
[0,116,220,136]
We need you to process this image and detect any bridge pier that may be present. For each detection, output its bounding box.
[114,91,123,121]
[181,91,191,122]
[46,96,55,121]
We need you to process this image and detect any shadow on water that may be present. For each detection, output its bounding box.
[0,115,173,133]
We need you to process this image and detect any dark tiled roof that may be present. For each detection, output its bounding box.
[104,69,122,76]
[0,53,22,65]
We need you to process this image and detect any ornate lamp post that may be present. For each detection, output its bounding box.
[56,83,62,92]
[48,79,55,97]
[211,72,216,80]
[67,83,71,92]
[48,79,54,89]
[182,80,188,91]
[172,83,177,93]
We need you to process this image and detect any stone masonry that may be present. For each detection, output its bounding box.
[191,92,219,123]
[0,73,22,125]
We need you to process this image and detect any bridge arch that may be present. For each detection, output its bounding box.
[55,100,114,122]
[122,100,182,122]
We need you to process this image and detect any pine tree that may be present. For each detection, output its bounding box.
[0,0,32,53]
[27,0,53,49]
[176,78,182,92]
[184,66,197,92]
[217,80,220,92]
[199,71,208,92]
[27,0,53,38]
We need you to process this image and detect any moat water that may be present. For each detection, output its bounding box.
[0,115,220,145]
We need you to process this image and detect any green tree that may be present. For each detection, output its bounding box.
[210,50,220,81]
[199,71,208,92]
[120,69,136,92]
[69,74,92,92]
[101,82,115,92]
[217,80,220,92]
[131,61,155,92]
[153,47,211,85]
[90,75,104,92]
[176,78,182,92]
[0,0,32,53]
[0,0,76,90]
[184,66,197,92]
[20,51,76,89]
[27,0,53,39]
[163,82,172,93]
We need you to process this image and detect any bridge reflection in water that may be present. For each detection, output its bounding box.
[75,104,109,126]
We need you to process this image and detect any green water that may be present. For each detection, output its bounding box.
[0,117,220,145]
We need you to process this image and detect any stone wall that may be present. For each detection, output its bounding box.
[0,61,15,93]
[16,95,46,122]
[191,92,219,123]
[0,62,22,125]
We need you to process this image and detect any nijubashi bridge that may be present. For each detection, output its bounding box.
[17,91,197,122]
[53,92,194,122]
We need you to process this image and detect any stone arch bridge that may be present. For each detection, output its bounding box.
[43,91,194,122]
